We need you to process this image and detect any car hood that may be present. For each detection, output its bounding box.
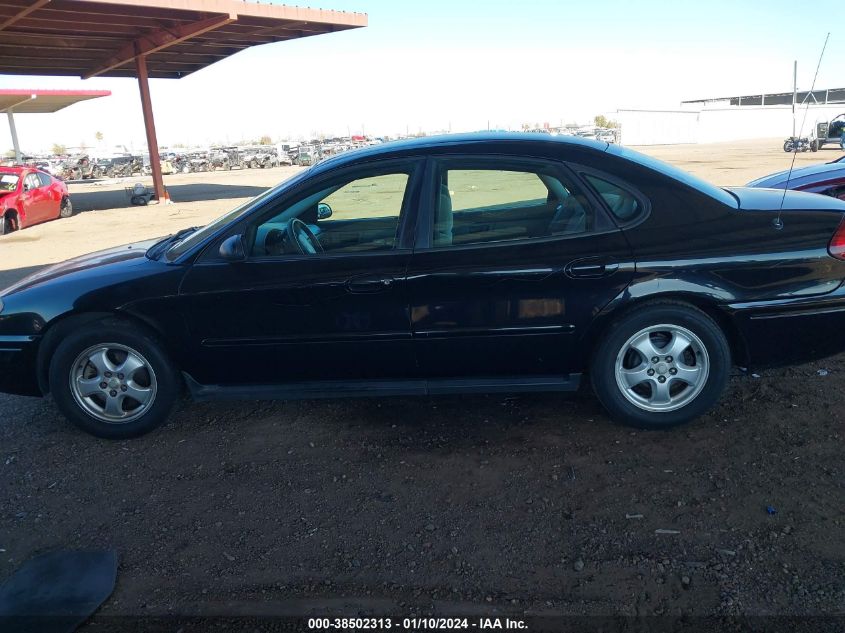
[746,161,845,188]
[725,186,845,212]
[0,238,160,296]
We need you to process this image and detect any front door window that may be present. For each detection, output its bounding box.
[252,171,412,258]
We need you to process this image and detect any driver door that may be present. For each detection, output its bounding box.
[177,160,423,388]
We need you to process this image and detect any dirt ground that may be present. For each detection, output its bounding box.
[1,138,844,628]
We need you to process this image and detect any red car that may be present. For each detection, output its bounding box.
[0,166,73,235]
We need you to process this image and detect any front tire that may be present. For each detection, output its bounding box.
[591,302,730,429]
[49,320,180,438]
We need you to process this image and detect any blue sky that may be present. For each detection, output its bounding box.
[1,0,842,152]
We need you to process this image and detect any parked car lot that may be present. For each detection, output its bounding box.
[1,138,843,622]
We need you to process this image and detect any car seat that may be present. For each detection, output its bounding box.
[434,183,453,246]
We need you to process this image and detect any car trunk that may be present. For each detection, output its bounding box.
[726,186,845,213]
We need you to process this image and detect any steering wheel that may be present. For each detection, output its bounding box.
[287,218,324,255]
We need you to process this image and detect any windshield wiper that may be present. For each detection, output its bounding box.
[145,226,198,260]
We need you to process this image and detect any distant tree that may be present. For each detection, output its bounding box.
[594,115,620,129]
[95,131,104,142]
[51,143,67,155]
[259,135,272,145]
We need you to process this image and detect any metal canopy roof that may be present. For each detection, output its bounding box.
[0,0,368,79]
[682,88,845,107]
[0,89,111,113]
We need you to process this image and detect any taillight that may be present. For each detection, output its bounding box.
[829,217,845,260]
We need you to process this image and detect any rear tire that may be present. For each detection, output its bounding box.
[49,320,180,439]
[59,197,73,218]
[591,302,730,429]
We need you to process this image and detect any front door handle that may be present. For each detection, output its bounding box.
[347,275,395,293]
[565,258,619,278]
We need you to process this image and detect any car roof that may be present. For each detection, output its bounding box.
[310,132,610,173]
[0,166,25,174]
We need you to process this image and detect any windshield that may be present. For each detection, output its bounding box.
[0,173,20,192]
[607,144,739,208]
[164,167,314,260]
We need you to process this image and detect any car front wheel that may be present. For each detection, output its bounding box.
[49,320,180,438]
[591,302,730,429]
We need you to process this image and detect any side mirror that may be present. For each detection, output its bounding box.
[219,234,245,262]
[317,202,333,220]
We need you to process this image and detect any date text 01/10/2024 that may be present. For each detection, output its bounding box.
[306,617,528,629]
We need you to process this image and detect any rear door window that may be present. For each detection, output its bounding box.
[430,161,609,249]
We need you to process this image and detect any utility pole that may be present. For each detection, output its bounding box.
[792,60,798,138]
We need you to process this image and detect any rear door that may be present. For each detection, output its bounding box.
[406,156,635,380]
[36,171,62,219]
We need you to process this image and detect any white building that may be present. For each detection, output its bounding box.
[615,88,845,145]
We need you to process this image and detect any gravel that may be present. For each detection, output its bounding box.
[1,360,843,621]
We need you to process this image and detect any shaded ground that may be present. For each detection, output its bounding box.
[0,165,300,276]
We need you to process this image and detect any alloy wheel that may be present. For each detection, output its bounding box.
[69,343,158,424]
[614,324,709,412]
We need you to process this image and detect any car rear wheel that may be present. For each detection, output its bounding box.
[49,320,180,438]
[591,302,730,429]
[59,197,73,218]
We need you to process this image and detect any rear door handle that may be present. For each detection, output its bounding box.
[565,258,619,278]
[347,275,395,293]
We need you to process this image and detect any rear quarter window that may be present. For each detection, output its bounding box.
[582,173,647,225]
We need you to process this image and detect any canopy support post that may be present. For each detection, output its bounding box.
[135,52,165,202]
[6,110,21,164]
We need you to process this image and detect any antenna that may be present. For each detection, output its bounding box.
[776,32,830,230]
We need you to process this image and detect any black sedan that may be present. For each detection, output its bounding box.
[3,133,845,438]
